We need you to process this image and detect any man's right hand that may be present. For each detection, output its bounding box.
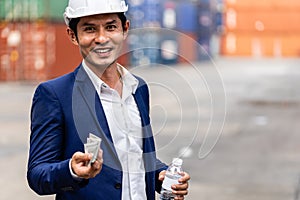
[71,150,103,179]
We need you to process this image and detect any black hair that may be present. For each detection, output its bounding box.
[69,13,127,40]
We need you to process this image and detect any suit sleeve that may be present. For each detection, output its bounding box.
[155,159,168,193]
[27,83,87,195]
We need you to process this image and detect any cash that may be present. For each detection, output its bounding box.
[84,133,102,165]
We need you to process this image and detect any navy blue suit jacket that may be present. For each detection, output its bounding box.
[27,65,167,199]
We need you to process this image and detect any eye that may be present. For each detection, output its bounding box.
[106,25,117,31]
[83,26,96,33]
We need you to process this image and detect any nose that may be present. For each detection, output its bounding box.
[94,29,109,44]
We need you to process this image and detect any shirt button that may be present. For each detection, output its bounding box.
[115,183,122,189]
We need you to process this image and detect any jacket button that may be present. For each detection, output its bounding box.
[115,183,122,189]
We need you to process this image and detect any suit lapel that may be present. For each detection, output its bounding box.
[73,65,121,169]
[133,87,155,153]
[94,93,113,142]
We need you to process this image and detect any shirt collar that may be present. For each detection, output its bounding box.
[82,60,139,95]
[116,63,139,94]
[82,60,105,94]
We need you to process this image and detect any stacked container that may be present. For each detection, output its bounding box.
[210,0,225,57]
[127,0,220,66]
[0,0,85,81]
[160,1,178,64]
[160,0,217,64]
[0,22,50,81]
[221,0,300,57]
[126,0,162,66]
[0,0,223,81]
[197,0,213,60]
[174,1,198,63]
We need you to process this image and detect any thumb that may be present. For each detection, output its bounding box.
[158,170,166,181]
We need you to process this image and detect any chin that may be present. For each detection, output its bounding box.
[95,60,117,68]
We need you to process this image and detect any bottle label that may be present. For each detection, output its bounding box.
[162,176,180,190]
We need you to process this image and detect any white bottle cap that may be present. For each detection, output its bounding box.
[172,158,183,166]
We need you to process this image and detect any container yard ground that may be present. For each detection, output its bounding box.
[0,57,299,200]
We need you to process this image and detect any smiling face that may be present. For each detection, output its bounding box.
[68,13,129,71]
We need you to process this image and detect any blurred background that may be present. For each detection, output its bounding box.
[1,0,299,81]
[0,0,300,199]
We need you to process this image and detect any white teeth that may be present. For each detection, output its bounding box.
[95,49,110,53]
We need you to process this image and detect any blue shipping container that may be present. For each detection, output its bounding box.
[176,2,198,32]
[127,30,161,66]
[197,36,211,60]
[160,31,178,64]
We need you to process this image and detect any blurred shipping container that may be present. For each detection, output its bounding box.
[0,22,51,81]
[226,0,300,10]
[162,1,176,29]
[0,0,68,22]
[176,1,198,32]
[143,0,162,27]
[1,0,223,81]
[221,32,300,57]
[127,0,162,28]
[225,9,300,33]
[160,30,178,64]
[0,22,82,81]
[177,32,198,63]
[127,29,161,66]
[222,0,300,57]
[126,0,219,65]
[49,23,81,79]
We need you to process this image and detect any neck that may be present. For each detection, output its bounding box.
[100,65,121,88]
[85,61,123,96]
[88,62,123,96]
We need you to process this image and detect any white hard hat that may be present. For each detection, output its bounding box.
[64,0,128,26]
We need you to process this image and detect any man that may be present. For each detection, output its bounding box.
[27,0,190,199]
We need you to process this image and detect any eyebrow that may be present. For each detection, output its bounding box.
[82,22,96,27]
[106,20,117,25]
[82,20,117,27]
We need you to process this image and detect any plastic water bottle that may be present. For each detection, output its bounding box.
[160,158,183,200]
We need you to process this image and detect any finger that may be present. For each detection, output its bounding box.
[172,182,188,191]
[89,170,98,178]
[158,170,166,181]
[71,153,91,177]
[178,172,190,183]
[97,149,103,160]
[75,166,93,179]
[172,188,188,196]
[89,165,102,178]
[91,158,103,170]
[174,195,184,200]
[72,152,84,162]
[90,157,103,176]
[80,163,102,179]
[73,152,92,163]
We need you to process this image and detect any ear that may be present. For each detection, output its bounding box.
[123,20,130,40]
[67,27,78,45]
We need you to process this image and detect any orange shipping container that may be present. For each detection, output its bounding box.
[225,9,300,32]
[223,0,300,57]
[221,32,300,57]
[177,32,198,63]
[225,0,300,10]
[48,23,81,79]
[0,22,51,81]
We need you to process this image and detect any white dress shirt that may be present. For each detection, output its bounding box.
[82,60,147,200]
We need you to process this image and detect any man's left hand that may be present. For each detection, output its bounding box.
[158,170,190,200]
